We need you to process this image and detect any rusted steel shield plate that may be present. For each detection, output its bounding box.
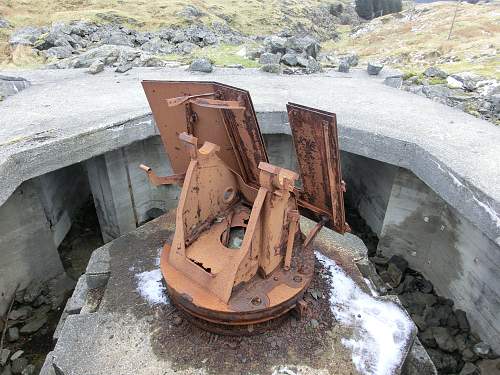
[287,103,346,233]
[142,81,268,187]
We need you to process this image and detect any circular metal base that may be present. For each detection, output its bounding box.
[161,243,314,327]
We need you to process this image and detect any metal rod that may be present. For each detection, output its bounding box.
[284,210,300,270]
[303,217,328,248]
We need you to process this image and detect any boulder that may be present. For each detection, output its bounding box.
[338,61,350,73]
[447,76,463,89]
[451,72,483,91]
[172,30,187,44]
[20,365,36,375]
[259,52,281,65]
[0,349,10,366]
[304,57,322,74]
[477,358,500,375]
[176,41,197,54]
[115,63,132,73]
[427,348,458,373]
[69,20,98,37]
[20,315,48,334]
[281,53,298,66]
[0,18,10,28]
[11,357,28,375]
[367,61,383,75]
[473,342,492,358]
[7,327,20,343]
[185,25,218,47]
[260,64,281,74]
[104,31,135,47]
[263,35,287,54]
[42,46,73,59]
[455,309,470,332]
[424,66,448,78]
[459,363,480,375]
[285,36,321,59]
[141,38,174,54]
[343,53,359,67]
[9,27,45,46]
[432,327,457,353]
[189,58,213,73]
[177,5,204,20]
[384,76,403,88]
[87,60,104,74]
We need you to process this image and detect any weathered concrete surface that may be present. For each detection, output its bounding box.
[44,212,421,375]
[0,180,65,316]
[0,67,499,249]
[378,168,500,353]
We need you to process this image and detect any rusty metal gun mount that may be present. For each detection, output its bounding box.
[141,81,348,333]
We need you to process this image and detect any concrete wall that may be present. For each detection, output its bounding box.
[378,168,500,352]
[33,163,90,246]
[0,181,65,315]
[341,151,398,236]
[85,136,180,242]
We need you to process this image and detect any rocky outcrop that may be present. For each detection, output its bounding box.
[401,67,499,124]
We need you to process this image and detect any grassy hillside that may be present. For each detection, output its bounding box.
[0,0,498,78]
[326,1,499,78]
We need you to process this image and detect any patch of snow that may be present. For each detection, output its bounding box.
[316,252,413,375]
[363,277,379,297]
[272,366,298,375]
[135,269,169,305]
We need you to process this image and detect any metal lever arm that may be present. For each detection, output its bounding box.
[139,164,185,186]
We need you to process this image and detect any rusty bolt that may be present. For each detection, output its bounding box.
[251,297,262,306]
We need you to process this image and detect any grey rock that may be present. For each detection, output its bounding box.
[0,18,10,28]
[463,348,479,362]
[225,64,244,69]
[477,358,500,375]
[418,329,436,348]
[451,72,483,91]
[424,66,448,78]
[384,76,403,89]
[43,46,73,59]
[177,5,204,20]
[104,32,134,47]
[7,327,20,342]
[20,365,35,375]
[367,61,383,75]
[432,327,457,353]
[459,362,480,375]
[263,35,287,54]
[9,27,44,46]
[447,76,464,89]
[20,315,48,334]
[141,38,173,54]
[0,349,10,366]
[158,28,175,41]
[1,364,12,375]
[10,351,23,361]
[400,292,437,315]
[424,304,453,327]
[47,273,77,309]
[259,52,281,65]
[0,75,31,100]
[69,20,98,37]
[338,61,350,73]
[115,64,132,73]
[172,30,187,44]
[8,306,32,321]
[11,358,28,375]
[23,280,44,304]
[422,84,451,100]
[246,47,263,60]
[87,60,104,74]
[285,36,321,59]
[189,58,213,73]
[260,64,281,74]
[304,57,321,74]
[184,25,217,47]
[473,342,491,357]
[281,53,298,66]
[427,348,458,373]
[455,309,470,332]
[55,45,141,68]
[176,41,196,55]
[343,53,359,67]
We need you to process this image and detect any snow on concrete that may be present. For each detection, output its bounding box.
[135,269,169,305]
[316,252,413,375]
[135,249,169,305]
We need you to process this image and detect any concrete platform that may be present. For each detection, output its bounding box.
[0,67,498,247]
[40,212,430,375]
